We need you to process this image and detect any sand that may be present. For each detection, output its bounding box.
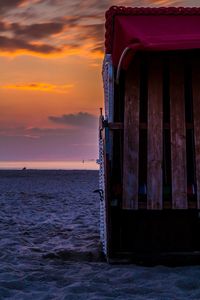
[0,170,200,299]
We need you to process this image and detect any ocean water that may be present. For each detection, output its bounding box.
[0,161,98,170]
[0,170,200,300]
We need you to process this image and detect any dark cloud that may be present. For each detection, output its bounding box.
[44,0,64,4]
[49,112,98,128]
[12,22,65,39]
[0,0,27,14]
[0,21,66,55]
[0,22,7,32]
[12,7,38,21]
[0,35,60,54]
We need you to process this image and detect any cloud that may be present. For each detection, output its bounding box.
[12,22,65,39]
[0,19,104,58]
[0,21,8,32]
[0,0,28,14]
[49,112,98,128]
[0,82,74,93]
[0,0,106,58]
[0,35,61,55]
[42,0,64,4]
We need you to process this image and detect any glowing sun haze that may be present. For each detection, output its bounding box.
[0,0,199,165]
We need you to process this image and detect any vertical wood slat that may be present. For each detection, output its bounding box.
[147,57,163,209]
[123,59,140,209]
[170,57,187,209]
[192,58,200,209]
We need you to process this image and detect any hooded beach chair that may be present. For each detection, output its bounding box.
[99,6,200,264]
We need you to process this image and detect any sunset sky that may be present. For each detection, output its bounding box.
[0,0,199,164]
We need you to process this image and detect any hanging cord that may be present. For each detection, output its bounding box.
[116,43,142,84]
[116,47,131,84]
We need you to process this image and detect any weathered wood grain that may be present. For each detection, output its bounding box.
[170,57,187,209]
[123,59,140,209]
[192,58,200,209]
[108,122,123,130]
[147,57,163,210]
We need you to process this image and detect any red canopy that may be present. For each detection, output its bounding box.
[105,6,200,68]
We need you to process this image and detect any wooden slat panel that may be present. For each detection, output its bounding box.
[192,58,200,209]
[123,60,140,209]
[147,57,163,209]
[170,57,187,209]
[108,122,123,130]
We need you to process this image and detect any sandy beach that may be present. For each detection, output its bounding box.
[0,170,200,299]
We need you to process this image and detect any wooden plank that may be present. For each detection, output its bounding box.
[123,59,140,209]
[108,122,123,130]
[170,57,187,209]
[192,58,200,209]
[147,57,163,209]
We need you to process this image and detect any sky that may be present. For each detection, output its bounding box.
[0,0,199,163]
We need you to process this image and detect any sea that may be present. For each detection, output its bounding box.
[0,169,200,299]
[0,160,98,171]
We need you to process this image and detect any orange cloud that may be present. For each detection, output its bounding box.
[150,0,177,4]
[0,17,104,60]
[0,82,74,93]
[0,46,103,62]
